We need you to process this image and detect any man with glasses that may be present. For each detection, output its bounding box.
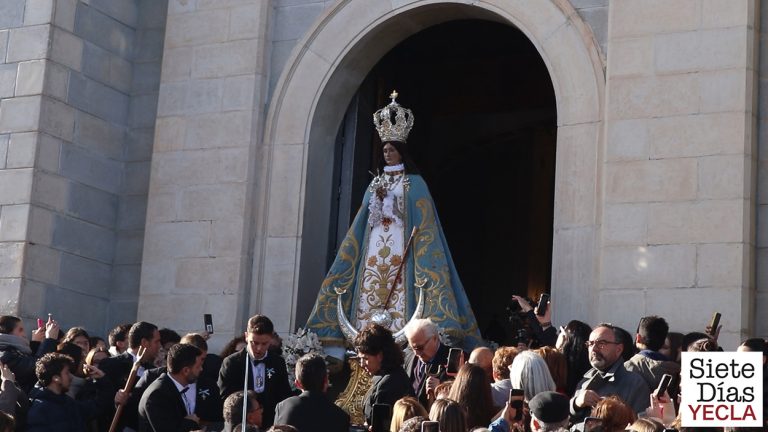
[402,318,451,406]
[223,390,263,432]
[570,324,650,423]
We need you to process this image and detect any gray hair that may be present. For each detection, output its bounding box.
[508,351,556,401]
[403,318,438,340]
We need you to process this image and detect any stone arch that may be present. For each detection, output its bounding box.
[252,0,606,332]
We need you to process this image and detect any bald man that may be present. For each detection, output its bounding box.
[468,347,494,380]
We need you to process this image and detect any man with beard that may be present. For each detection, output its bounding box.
[138,343,205,432]
[570,324,649,423]
[27,352,111,431]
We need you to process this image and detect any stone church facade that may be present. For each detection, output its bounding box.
[0,0,764,351]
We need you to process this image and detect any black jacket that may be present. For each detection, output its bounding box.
[26,380,110,432]
[97,351,155,430]
[218,349,292,429]
[132,366,223,425]
[138,373,200,432]
[403,343,450,406]
[274,390,350,432]
[363,366,413,425]
[0,337,57,393]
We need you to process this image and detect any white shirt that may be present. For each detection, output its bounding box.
[168,375,196,415]
[250,353,267,393]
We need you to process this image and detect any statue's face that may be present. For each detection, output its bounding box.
[383,143,402,166]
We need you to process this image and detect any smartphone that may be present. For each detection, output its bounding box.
[37,318,44,328]
[509,388,525,421]
[204,314,214,334]
[707,312,721,336]
[371,403,391,432]
[584,416,603,432]
[421,421,439,432]
[446,348,462,375]
[536,293,550,317]
[655,373,673,398]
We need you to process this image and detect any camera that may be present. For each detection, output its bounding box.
[505,297,534,346]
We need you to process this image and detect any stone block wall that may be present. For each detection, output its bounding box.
[755,0,768,338]
[0,0,58,320]
[268,0,332,96]
[602,0,757,348]
[140,0,271,349]
[571,0,608,58]
[0,0,165,336]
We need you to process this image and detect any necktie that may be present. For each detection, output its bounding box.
[180,387,192,415]
[413,359,426,394]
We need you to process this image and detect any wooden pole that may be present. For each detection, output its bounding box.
[108,346,146,432]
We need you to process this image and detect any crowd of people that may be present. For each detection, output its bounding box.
[0,298,766,432]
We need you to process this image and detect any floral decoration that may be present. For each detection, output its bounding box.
[281,327,326,391]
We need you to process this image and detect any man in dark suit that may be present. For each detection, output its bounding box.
[128,334,223,429]
[99,321,162,431]
[403,318,450,406]
[138,343,205,432]
[274,353,349,432]
[218,315,292,429]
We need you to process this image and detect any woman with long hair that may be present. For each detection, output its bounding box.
[390,396,428,432]
[448,364,495,429]
[555,320,591,396]
[428,398,467,432]
[84,346,109,367]
[353,323,413,426]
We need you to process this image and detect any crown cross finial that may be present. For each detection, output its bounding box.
[374,90,414,143]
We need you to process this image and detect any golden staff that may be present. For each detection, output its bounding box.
[383,226,419,310]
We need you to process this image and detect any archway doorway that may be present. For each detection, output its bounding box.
[329,20,557,345]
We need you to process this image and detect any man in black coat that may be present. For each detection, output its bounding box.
[274,353,349,432]
[138,344,206,432]
[26,352,110,432]
[218,315,292,429]
[99,321,162,431]
[128,334,224,429]
[402,318,450,406]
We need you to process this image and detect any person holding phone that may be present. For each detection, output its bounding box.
[624,316,680,402]
[0,315,59,393]
[510,295,556,348]
[427,398,466,432]
[354,323,413,427]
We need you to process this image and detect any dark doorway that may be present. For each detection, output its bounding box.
[330,20,557,345]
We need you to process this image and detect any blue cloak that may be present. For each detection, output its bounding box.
[305,174,482,350]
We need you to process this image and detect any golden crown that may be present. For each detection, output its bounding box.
[373,90,414,143]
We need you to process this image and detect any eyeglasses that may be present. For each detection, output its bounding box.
[585,339,621,349]
[410,335,436,352]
